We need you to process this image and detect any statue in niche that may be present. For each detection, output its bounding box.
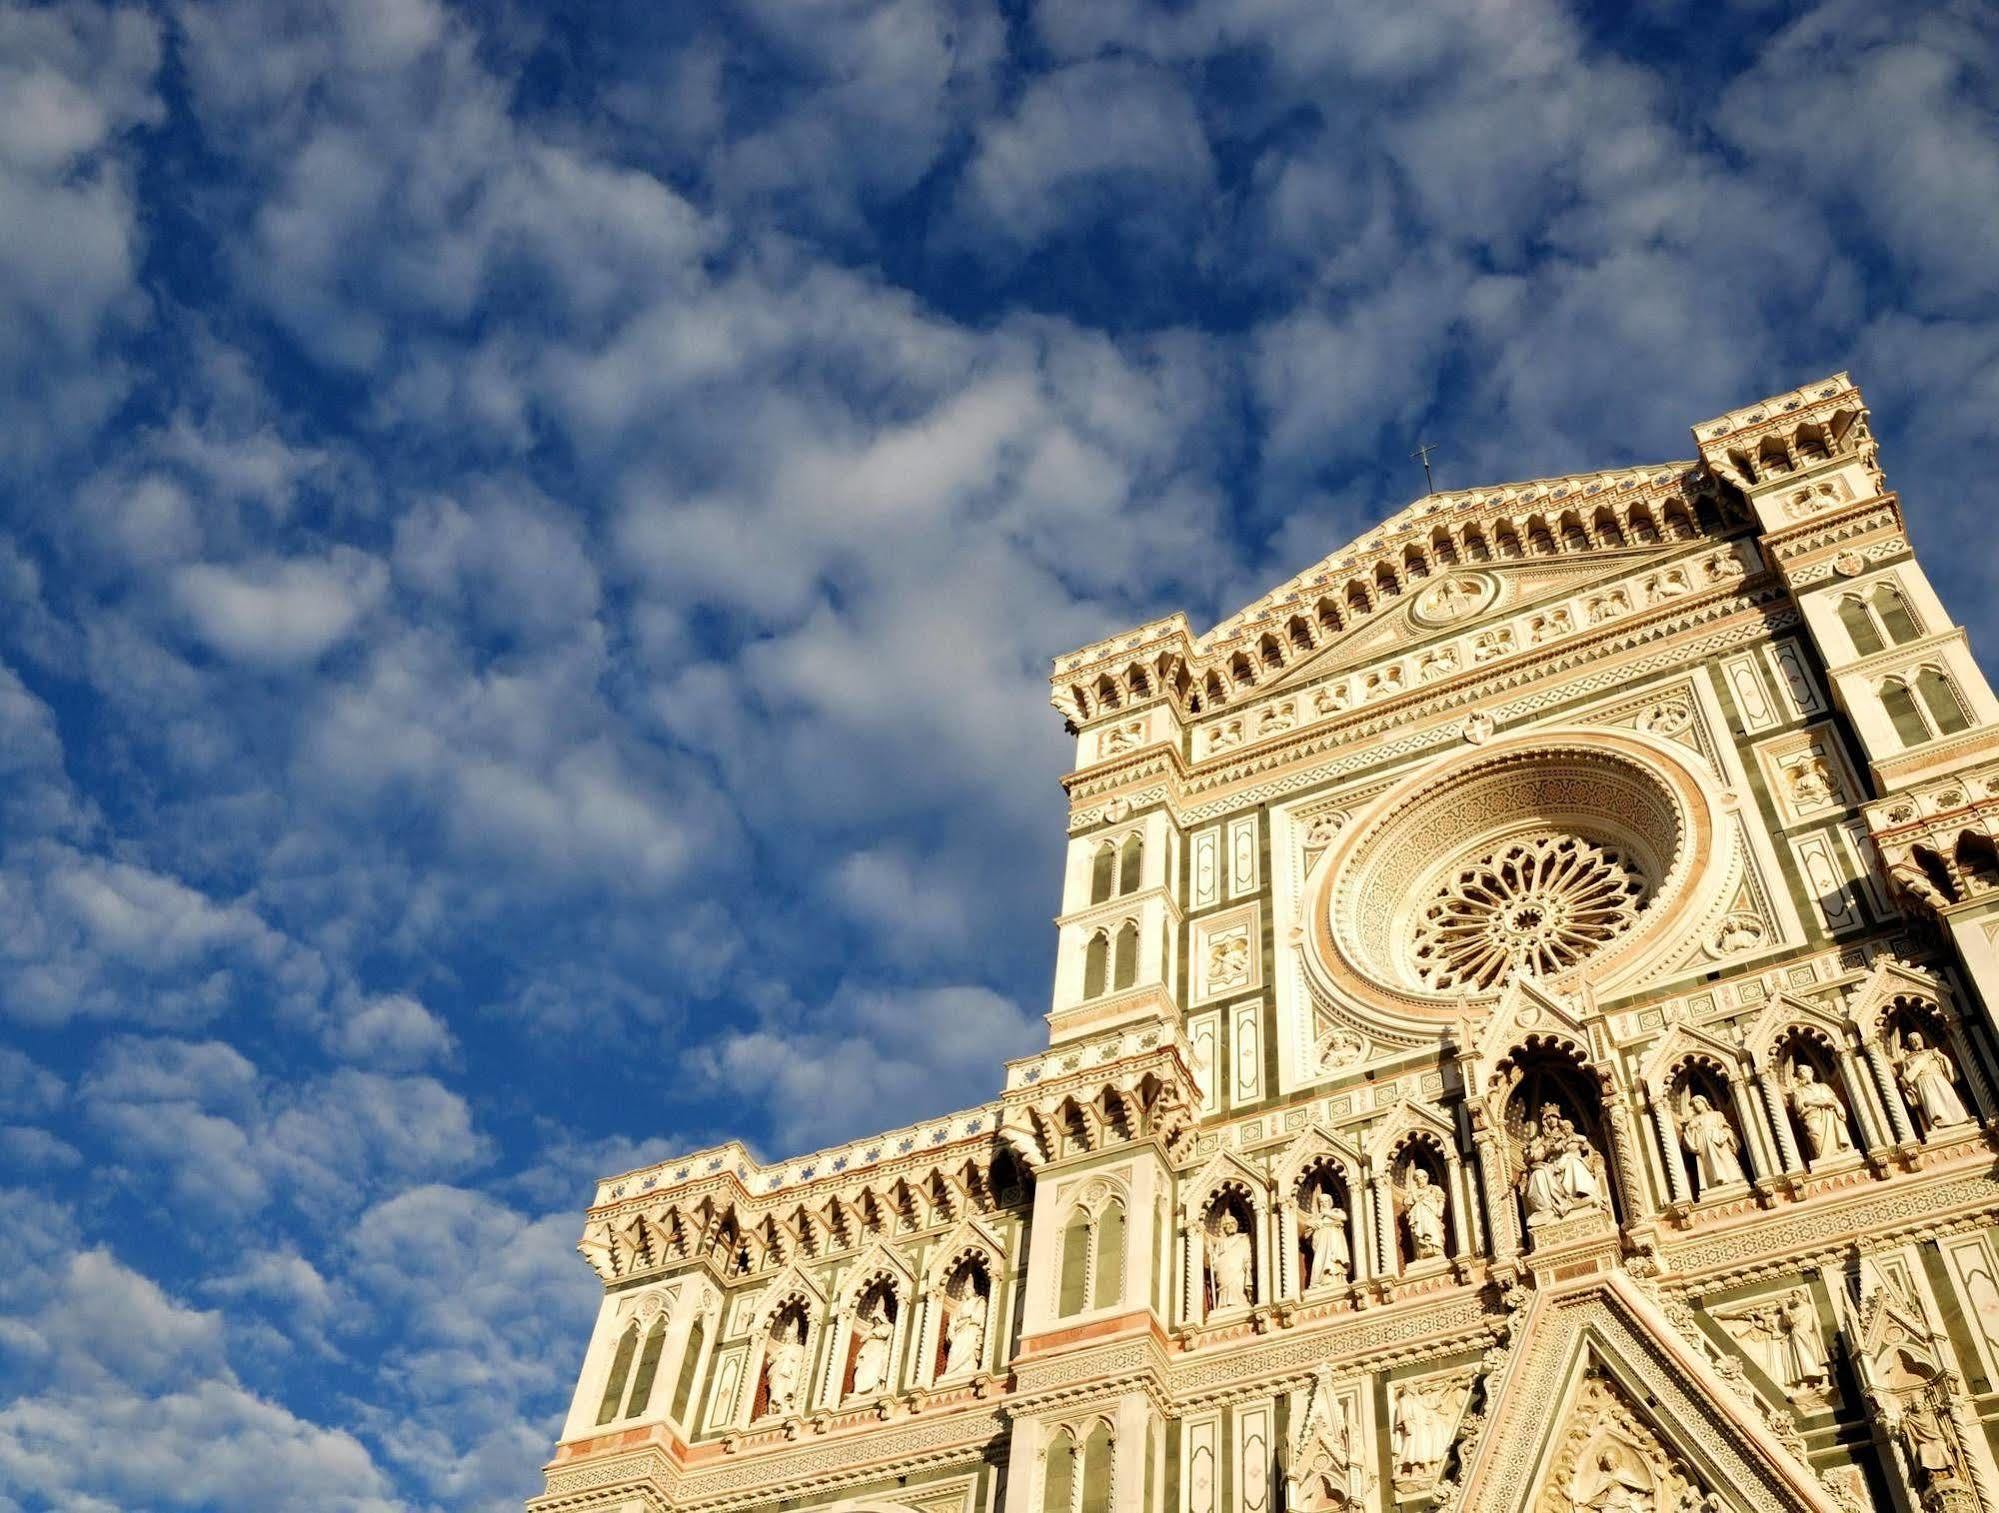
[1566,1443,1656,1512]
[1390,1378,1459,1487]
[1897,1393,1963,1485]
[848,1299,893,1398]
[1895,1031,1969,1134]
[761,1315,806,1417]
[1401,1165,1448,1259]
[1677,1093,1745,1189]
[1302,1185,1350,1289]
[1786,1061,1853,1160]
[940,1278,987,1378]
[1718,1293,1828,1395]
[1519,1104,1606,1225]
[1206,1207,1253,1311]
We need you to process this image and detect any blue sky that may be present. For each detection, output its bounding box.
[1,0,1995,1507]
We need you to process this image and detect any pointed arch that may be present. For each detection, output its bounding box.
[596,1323,640,1425]
[1112,920,1139,991]
[1089,843,1115,905]
[1837,595,1884,657]
[1872,582,1921,643]
[1880,677,1930,745]
[1117,834,1143,896]
[1916,666,1971,735]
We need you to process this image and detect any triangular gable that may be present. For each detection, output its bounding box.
[1464,976,1592,1085]
[1365,1098,1459,1166]
[1846,958,1949,1038]
[1738,991,1850,1072]
[837,1237,916,1310]
[1180,1144,1269,1214]
[924,1215,1006,1287]
[750,1258,828,1335]
[1254,546,1692,700]
[1272,1121,1367,1195]
[1636,1021,1748,1095]
[1457,1273,1838,1512]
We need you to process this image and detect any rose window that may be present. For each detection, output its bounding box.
[1409,833,1649,993]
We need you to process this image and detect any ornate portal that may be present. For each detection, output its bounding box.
[532,375,1999,1513]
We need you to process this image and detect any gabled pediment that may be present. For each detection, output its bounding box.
[1465,976,1591,1081]
[1272,1121,1367,1193]
[1181,1144,1269,1211]
[925,1215,1006,1286]
[1636,1021,1748,1094]
[750,1258,828,1335]
[837,1237,916,1310]
[1846,957,1948,1038]
[1365,1098,1459,1167]
[1457,1273,1839,1512]
[1739,991,1851,1071]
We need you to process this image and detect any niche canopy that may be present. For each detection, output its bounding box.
[1305,731,1717,1020]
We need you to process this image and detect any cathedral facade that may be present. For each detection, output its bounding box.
[529,374,1999,1513]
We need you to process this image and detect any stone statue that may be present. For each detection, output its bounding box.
[1896,1032,1969,1133]
[941,1286,987,1378]
[1207,1209,1253,1311]
[1787,1062,1853,1160]
[1521,1105,1605,1224]
[1898,1398,1961,1483]
[1678,1094,1745,1189]
[1567,1444,1656,1512]
[1403,1166,1448,1259]
[1303,1188,1350,1289]
[1391,1381,1456,1485]
[848,1303,892,1398]
[762,1316,805,1417]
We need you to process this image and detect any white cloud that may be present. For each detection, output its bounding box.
[173,550,389,668]
[329,992,456,1070]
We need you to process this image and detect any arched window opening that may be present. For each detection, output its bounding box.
[1200,1189,1256,1313]
[1288,616,1313,653]
[1663,504,1695,540]
[1918,668,1971,735]
[1203,671,1224,705]
[1297,1167,1353,1291]
[1080,1422,1115,1512]
[1839,597,1885,657]
[1525,517,1556,555]
[1671,1063,1747,1199]
[1260,634,1283,671]
[1462,525,1491,562]
[1694,495,1725,532]
[667,1315,705,1424]
[1230,652,1255,687]
[596,1324,640,1425]
[1882,680,1932,746]
[1403,544,1430,579]
[1089,843,1114,905]
[1500,1050,1621,1236]
[1117,835,1142,896]
[1315,598,1341,634]
[1432,528,1460,566]
[1592,507,1626,547]
[1058,1208,1092,1317]
[1393,1143,1452,1267]
[1091,1201,1126,1310]
[841,1281,898,1401]
[936,1257,992,1379]
[1559,512,1589,551]
[1083,932,1109,999]
[624,1315,669,1419]
[1494,521,1523,559]
[1629,506,1660,544]
[1094,675,1119,711]
[1375,562,1401,597]
[1043,1429,1077,1513]
[1127,665,1151,699]
[1112,921,1140,991]
[1958,829,1999,892]
[1346,581,1371,615]
[1775,1031,1858,1165]
[1874,585,1921,645]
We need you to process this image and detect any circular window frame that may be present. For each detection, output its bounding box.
[1300,728,1720,1024]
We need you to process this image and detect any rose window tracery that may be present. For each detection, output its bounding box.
[1409,833,1648,992]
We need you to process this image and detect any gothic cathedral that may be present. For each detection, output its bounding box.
[530,375,1999,1513]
